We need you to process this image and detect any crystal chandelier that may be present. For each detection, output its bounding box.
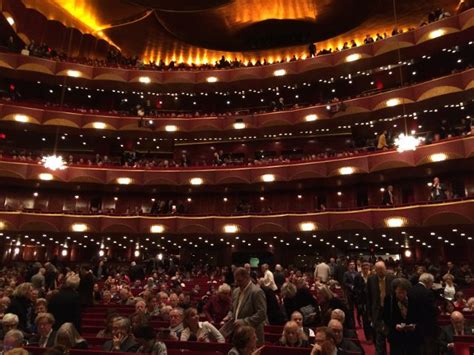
[41,155,67,171]
[394,133,421,153]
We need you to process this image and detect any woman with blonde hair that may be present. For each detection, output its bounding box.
[180,307,225,343]
[6,283,33,332]
[276,320,310,347]
[54,322,88,349]
[443,274,456,300]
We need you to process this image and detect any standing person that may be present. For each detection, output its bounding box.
[129,262,145,282]
[259,264,277,291]
[78,267,94,307]
[408,273,439,355]
[383,278,417,355]
[354,262,372,342]
[220,267,267,346]
[48,274,81,331]
[430,177,447,201]
[273,265,285,290]
[314,261,330,283]
[44,263,57,291]
[367,261,394,355]
[382,185,394,206]
[31,268,45,291]
[6,283,33,333]
[342,261,358,328]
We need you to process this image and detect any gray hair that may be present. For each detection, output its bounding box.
[419,273,434,285]
[4,329,24,347]
[2,313,19,325]
[331,309,346,323]
[113,316,131,332]
[218,283,231,294]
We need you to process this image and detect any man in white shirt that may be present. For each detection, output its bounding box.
[260,264,277,291]
[314,261,330,283]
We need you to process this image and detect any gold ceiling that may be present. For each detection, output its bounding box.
[10,0,460,64]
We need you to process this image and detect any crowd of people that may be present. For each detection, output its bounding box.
[0,257,473,355]
[2,6,470,73]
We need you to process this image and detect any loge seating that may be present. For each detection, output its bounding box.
[453,335,474,355]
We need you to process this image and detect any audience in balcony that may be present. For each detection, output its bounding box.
[430,176,448,201]
[382,185,395,206]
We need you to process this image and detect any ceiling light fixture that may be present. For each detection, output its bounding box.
[138,76,151,84]
[345,53,362,62]
[66,70,81,78]
[165,125,178,132]
[38,173,53,181]
[305,114,318,122]
[116,177,132,185]
[429,29,446,39]
[150,225,165,233]
[224,224,239,233]
[42,155,67,171]
[300,222,316,232]
[339,167,355,175]
[71,223,88,232]
[261,174,275,182]
[385,217,406,228]
[92,122,106,129]
[394,133,421,153]
[14,114,29,123]
[190,177,203,185]
[206,76,218,83]
[430,153,447,162]
[273,69,286,76]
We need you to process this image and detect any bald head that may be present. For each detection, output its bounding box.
[451,311,464,332]
[375,261,386,277]
[327,319,343,343]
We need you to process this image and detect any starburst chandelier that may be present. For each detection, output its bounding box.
[394,133,421,153]
[41,154,67,171]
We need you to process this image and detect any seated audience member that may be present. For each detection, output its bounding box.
[180,307,225,343]
[453,291,467,308]
[133,325,167,355]
[276,320,310,347]
[328,319,363,354]
[204,283,232,324]
[440,311,474,355]
[29,313,56,348]
[330,309,357,338]
[34,299,48,315]
[0,297,11,319]
[130,311,149,331]
[228,325,261,355]
[54,322,88,350]
[383,278,417,355]
[463,297,474,312]
[2,329,25,352]
[96,312,120,338]
[103,316,139,352]
[443,274,456,301]
[318,286,347,325]
[291,311,315,337]
[168,308,184,339]
[310,326,338,355]
[377,130,389,150]
[102,290,112,305]
[43,345,67,355]
[1,314,19,340]
[135,300,147,315]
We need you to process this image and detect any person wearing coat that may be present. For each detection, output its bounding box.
[220,267,267,346]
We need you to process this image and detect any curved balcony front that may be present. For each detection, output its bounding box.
[0,136,472,186]
[0,9,472,85]
[1,69,473,133]
[0,199,472,234]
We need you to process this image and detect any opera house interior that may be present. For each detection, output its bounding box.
[0,0,473,354]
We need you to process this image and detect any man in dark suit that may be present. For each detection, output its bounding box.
[328,319,364,354]
[408,273,439,355]
[439,311,473,355]
[103,317,139,352]
[382,185,394,206]
[430,176,447,201]
[354,262,372,341]
[48,274,81,331]
[129,262,145,282]
[366,261,394,355]
[342,261,358,328]
[220,267,267,345]
[29,313,56,348]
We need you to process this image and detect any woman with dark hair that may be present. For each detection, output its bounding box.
[228,325,262,355]
[180,307,224,343]
[133,325,167,355]
[383,278,417,355]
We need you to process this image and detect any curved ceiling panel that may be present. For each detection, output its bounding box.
[127,0,233,11]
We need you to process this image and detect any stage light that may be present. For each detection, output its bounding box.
[385,217,406,228]
[14,114,29,123]
[430,153,447,162]
[117,177,132,185]
[273,69,286,76]
[165,125,178,132]
[261,174,275,182]
[39,173,53,181]
[224,224,239,233]
[346,53,362,62]
[300,222,316,232]
[386,98,401,107]
[92,122,106,129]
[339,167,355,175]
[190,177,203,185]
[150,225,165,233]
[66,70,81,78]
[71,223,87,232]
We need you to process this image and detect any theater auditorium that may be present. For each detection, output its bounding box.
[0,0,473,354]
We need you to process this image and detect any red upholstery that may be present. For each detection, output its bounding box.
[454,335,474,355]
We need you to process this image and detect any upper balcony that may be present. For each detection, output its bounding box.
[0,135,472,186]
[0,9,473,86]
[1,68,473,133]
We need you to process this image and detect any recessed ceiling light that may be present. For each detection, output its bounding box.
[273,69,286,76]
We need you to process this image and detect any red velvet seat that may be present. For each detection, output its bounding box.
[454,335,474,355]
[164,341,231,353]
